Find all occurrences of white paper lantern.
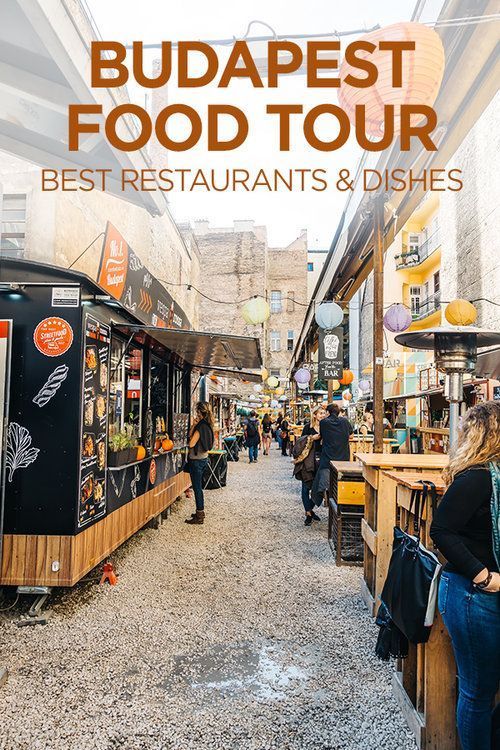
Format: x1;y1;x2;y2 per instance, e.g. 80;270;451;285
241;297;270;325
253;384;262;392
315;301;344;330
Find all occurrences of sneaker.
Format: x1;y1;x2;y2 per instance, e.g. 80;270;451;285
311;512;321;521
304;515;313;526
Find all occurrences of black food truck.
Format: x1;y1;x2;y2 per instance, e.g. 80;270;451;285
0;256;261;587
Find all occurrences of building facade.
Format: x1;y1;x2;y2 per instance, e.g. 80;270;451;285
0;154;201;327
307;249;329;299
191;220;308;381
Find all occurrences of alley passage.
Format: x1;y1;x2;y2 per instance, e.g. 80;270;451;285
0;450;415;750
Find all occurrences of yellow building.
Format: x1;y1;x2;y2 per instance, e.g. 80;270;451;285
394;193;442;330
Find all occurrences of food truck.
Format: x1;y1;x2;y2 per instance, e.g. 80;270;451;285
0;252;261;588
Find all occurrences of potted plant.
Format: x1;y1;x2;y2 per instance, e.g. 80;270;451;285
108;430;135;467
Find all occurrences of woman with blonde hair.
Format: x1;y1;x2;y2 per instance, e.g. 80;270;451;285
430;401;500;750
300;404;327;526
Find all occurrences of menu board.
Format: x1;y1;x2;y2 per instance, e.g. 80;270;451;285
173;413;190;447
78;314;111;528
318;327;344;380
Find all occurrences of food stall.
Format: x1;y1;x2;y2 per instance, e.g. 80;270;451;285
0;258;261;587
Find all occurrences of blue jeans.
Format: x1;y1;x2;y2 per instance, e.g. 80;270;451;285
301;482;314;513
438;571;500;750
188;458;208;511
248;444;259;462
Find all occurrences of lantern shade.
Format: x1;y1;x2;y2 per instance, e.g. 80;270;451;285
358;379;371;394
241;296;270;325
270;399;279;408
267;376;279;388
339;370;354;385
445;299;478;326
294;368;311;384
384;304;412;333
342;389;352;401
260;367;269;381
275;387;285;396
338;22;445;137
315;301;344;330
330;379;340;391
253;384;262;392
297;381;308;390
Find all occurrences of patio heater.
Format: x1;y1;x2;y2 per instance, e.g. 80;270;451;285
394;327;500;448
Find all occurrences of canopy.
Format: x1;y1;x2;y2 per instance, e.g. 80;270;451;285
114;325;262;372
198;365;262;383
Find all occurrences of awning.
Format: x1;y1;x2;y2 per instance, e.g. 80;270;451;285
475;347;500;380
197;365;262;383
114;325;262;371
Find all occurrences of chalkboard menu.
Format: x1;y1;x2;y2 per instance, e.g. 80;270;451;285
78;314;111;528
173;413;190;447
318;327;343;380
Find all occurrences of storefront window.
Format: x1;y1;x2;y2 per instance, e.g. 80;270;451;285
149;355;169;433
108;337;143;438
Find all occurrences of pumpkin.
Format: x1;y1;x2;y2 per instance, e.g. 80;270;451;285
162;438;174;452
136;445;146;461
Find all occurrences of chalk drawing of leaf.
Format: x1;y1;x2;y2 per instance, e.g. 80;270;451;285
6;422;40;482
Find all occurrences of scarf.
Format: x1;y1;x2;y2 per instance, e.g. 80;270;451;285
489;460;500;569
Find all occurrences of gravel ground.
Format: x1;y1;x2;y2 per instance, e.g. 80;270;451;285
0;447;416;750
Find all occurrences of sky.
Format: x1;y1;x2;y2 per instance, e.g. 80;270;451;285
87;0;429;247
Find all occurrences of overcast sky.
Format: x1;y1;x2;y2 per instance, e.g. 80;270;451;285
87;1;430;247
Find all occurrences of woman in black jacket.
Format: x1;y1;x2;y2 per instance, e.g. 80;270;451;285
430;401;500;750
185;402;214;525
300;406;326;526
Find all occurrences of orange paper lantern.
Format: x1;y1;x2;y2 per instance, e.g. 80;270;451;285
445;299;477;326
338;22;445;137
339;369;354;386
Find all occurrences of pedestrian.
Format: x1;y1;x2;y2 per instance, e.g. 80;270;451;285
357;411;374;436
185;401;215;525
300;405;327;526
310;403;353;505
261;413;272;455
245;409;261;463
280;413;290;456
275;412;283;450
430;401;500;750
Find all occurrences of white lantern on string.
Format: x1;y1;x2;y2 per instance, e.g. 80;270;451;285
315;301;344;329
253;384;262;393
241;297;270;325
271;399;279;408
267;376;279;389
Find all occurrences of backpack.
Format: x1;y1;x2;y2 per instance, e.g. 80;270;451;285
246;420;258;439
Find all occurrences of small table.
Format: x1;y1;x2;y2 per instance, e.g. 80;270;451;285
223;436;239;462
203;450;228;490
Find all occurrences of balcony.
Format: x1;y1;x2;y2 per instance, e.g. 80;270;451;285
395;229;440;270
412;292;441;321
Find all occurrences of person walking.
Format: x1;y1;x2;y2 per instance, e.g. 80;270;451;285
280;414;290;456
311;403;353;504
245;410;261;463
430;401;500;750
185;402;215;525
275;413;283;450
261;413;273;455
300;405;327;526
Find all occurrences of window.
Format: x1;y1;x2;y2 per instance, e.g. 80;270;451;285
307;262;314;272
408;234;420;255
149;355;169;432
1;193;26;256
424;281;430;299
433;271;440;294
270;369;280;378
270;290;282;313
410;285;421;316
109;338;143;438
287;330;294;351
270;330;281;352
287;291;295;312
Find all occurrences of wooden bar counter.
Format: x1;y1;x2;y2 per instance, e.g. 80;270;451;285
387;472;457;750
356;454;448;616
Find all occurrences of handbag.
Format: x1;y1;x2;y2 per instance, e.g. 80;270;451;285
380;481;441;644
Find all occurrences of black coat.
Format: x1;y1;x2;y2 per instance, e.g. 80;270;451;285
318;414;353;466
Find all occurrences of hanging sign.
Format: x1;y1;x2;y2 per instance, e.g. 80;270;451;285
318;327;343;380
97;222;190;330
